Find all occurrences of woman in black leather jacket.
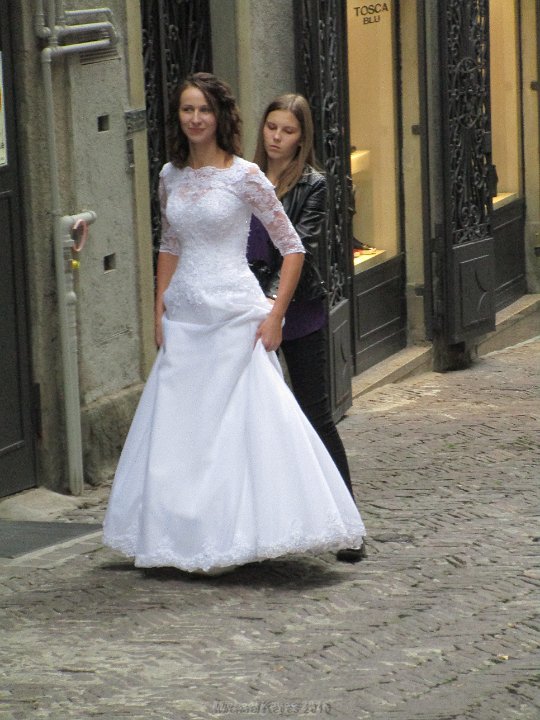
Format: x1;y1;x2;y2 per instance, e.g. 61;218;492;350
247;94;365;563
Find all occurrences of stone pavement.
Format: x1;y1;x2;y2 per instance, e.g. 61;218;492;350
0;338;538;720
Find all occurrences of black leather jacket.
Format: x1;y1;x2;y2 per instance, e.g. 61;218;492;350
251;166;328;303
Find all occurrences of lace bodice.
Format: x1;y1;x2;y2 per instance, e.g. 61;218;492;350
158;157;304;319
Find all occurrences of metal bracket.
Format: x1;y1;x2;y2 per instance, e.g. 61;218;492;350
125;108;147;134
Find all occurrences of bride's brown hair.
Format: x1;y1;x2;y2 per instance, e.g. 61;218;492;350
167;73;242;168
253;93;319;199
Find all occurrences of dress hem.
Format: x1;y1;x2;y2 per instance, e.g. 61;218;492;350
102;529;366;573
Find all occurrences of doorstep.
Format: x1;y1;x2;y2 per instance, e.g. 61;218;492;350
351;344;432;399
472;293;540;357
351;293;540;399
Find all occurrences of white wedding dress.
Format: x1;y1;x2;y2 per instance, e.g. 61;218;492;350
103;156;365;572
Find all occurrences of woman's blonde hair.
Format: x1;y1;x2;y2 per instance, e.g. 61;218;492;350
253;93;318;199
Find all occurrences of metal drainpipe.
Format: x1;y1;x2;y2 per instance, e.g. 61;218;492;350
64;8;115;23
57;22;116;40
35;1;117;45
34;0;51;38
37;0;118;494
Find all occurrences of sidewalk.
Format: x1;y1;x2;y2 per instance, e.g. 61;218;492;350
0;338;538;720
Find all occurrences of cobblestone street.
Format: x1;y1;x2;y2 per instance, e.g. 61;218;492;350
1;338;538;720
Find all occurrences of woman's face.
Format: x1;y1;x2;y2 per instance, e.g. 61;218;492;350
178;86;217;146
263;110;302;164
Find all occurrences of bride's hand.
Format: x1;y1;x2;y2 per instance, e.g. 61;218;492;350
155;314;163;348
255;313;282;352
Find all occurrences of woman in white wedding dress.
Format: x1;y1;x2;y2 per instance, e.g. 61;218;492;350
102;73;365;574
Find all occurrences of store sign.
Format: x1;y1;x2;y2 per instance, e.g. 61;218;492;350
352;3;390;25
0;52;7;167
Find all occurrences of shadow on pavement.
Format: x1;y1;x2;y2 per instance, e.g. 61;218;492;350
99;555;357;591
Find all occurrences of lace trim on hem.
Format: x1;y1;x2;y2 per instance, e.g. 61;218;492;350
102;528;366;573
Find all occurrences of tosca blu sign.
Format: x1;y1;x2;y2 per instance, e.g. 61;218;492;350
352;3;390;25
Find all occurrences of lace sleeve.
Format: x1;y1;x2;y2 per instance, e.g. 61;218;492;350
158;171;180;256
237;164;305;257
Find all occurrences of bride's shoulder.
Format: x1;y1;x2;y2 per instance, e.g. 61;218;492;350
159;162;181;185
230;157;259;176
231;157;270;187
159;161;174;177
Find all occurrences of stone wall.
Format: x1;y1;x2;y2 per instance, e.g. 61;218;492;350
13;1;153;490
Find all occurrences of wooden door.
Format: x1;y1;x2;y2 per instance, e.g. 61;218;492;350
0;1;36;496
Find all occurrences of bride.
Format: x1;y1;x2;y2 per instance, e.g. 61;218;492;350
102;73;366;574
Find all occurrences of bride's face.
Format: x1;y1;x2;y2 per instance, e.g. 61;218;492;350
179;86;217;146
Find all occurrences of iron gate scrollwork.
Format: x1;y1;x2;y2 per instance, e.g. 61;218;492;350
294;0;354;420
141;0;212;259
294;0;353;310
439;0;496;342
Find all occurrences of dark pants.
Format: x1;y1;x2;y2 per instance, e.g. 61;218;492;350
281;328;355;499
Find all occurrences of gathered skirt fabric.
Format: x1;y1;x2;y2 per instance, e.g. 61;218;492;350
103;308;366;572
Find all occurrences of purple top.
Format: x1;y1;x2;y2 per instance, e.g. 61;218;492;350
247;215;326;341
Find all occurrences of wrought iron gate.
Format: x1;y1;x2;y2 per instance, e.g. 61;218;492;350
141;0;212;257
294;0;354;420
436;0;496;345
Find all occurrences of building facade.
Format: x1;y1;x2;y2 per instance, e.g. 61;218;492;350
1;0;538;496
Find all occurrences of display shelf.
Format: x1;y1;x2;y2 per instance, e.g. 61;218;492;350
353;248;386;273
493;192;519;210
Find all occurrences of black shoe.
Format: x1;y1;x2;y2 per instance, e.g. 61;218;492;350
336;542;366;563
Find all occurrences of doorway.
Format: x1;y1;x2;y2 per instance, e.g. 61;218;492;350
0;1;36;496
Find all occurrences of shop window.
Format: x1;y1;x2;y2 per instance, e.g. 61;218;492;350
347;1;400;273
490;0;522;209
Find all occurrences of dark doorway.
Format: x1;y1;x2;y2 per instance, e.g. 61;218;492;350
0;0;36;496
140;0;213;261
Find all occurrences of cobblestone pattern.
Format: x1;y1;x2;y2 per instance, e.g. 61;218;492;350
0;339;538;720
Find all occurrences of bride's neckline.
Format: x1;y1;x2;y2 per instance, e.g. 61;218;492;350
185;155;237;172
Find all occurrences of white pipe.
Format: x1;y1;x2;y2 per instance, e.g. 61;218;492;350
55;0;65;26
34;1;118;47
34;0;51;38
47;0;58;46
38;0;118;494
57;22;116;40
45;39;112;57
64;8;114;23
59;212;97;496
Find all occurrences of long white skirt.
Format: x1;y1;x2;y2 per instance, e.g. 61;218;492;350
103;308;366;572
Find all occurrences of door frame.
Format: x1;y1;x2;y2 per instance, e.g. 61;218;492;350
491;0;527;311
